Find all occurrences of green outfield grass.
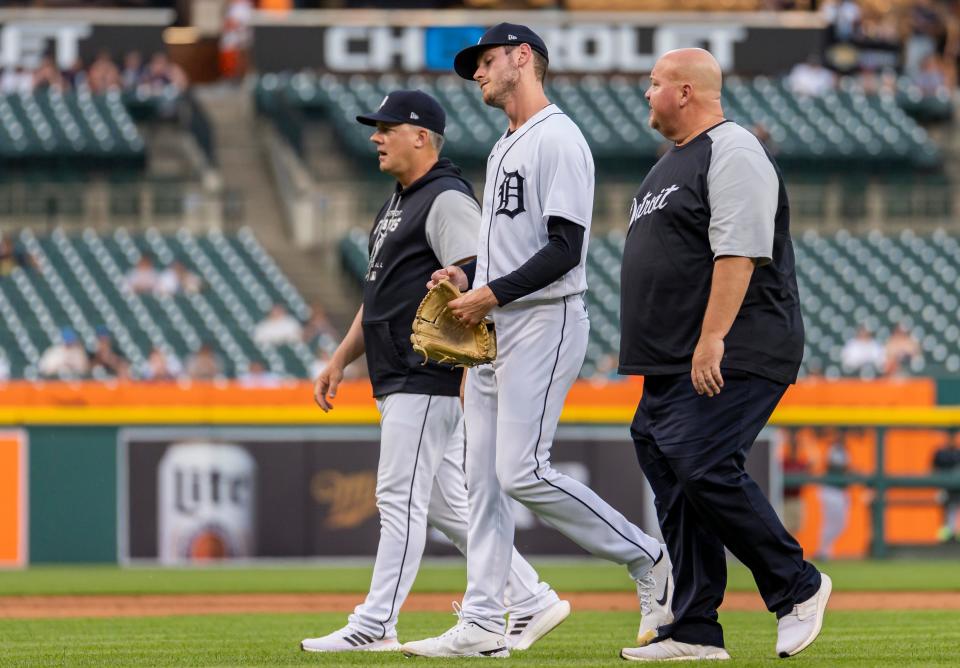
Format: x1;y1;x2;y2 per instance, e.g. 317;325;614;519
0;610;957;667
0;559;958;596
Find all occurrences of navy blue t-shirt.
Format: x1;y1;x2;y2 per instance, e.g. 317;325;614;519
618;121;804;385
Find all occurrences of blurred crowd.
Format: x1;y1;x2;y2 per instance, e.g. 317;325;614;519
0;50;188;97
0;238;355;384
786;0;959;96
838;323;922;377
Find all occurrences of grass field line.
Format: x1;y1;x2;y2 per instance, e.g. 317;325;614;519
1;590;958;619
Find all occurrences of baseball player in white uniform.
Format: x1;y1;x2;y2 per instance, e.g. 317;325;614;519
302;90;564;653
400;24;672;659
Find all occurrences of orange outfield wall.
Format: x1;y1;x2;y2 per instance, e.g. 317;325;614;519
0;432;25;567
0;377;937;411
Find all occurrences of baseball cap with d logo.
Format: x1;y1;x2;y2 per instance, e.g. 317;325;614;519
453;23;549;80
356;89;446;136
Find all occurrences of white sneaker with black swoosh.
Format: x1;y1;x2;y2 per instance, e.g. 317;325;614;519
636;544;674;646
300;625;400;652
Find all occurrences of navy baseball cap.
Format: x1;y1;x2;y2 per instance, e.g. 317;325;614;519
356;90;446;136
453;23;549;80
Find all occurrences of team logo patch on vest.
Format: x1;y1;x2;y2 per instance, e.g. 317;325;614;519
496;169;526;218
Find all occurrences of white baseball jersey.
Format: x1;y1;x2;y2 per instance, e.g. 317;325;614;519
474;104;593;302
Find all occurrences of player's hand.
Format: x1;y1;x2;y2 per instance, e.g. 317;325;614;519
691;336;724;397
313;362;345;412
427;265;468;291
449;286;498;327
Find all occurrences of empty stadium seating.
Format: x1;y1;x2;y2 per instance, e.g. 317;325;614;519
0;89;145;168
341;229;960;380
0;228;315;380
256;72;941;170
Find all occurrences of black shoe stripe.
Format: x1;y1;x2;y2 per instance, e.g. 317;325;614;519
342;636;358;647
515;615;533;622
512;623;528;630
355;631;374;644
509;629;524;635
349;633;371;646
480;647;508;656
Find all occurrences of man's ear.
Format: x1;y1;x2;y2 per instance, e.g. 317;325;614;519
518;43;533;68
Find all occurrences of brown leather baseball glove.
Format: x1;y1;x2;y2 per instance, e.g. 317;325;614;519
410;279;497;367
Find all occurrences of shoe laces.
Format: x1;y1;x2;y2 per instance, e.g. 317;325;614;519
637;571;655;616
435;601;468;640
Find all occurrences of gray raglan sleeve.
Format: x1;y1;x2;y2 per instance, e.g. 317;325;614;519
425;190;481;266
707;145;778;266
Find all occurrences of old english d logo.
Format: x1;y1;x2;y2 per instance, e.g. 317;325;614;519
496;168;525;218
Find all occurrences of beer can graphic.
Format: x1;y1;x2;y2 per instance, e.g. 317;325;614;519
157;442;256;564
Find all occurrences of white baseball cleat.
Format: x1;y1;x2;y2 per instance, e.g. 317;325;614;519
636;545;674;646
401;603;508;659
776;573;832;658
506;599;571;650
621;639;731;661
300;625;400;653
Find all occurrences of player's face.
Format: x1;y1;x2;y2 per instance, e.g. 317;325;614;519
645;67;681;140
370;121;418;177
474;46;520;109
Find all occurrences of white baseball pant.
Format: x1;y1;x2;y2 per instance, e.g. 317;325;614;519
348;392;558;639
461;295;662;631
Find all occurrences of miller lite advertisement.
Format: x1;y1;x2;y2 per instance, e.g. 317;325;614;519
156;443;256;564
119;427;768;563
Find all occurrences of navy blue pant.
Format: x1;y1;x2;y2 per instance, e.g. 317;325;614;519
631;371;820;649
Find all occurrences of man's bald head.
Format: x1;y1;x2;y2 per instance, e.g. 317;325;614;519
653;48;722;100
645;48;725;144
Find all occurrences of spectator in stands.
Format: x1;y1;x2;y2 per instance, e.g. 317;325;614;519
932;435;960;542
302;301;338;348
89;326;129;379
238;360;283;387
87;49;121;93
121;51;144;91
913;54;948;95
0;233;32;276
32;55;67;92
822;0;863;43
155;260;203;297
902;0;950;78
0;65;32;95
884;322;922;375
38;327;89;379
125;255;159;294
841;325;885;375
254;303;302;346
143;345;183;381
788;55;836;97
63;57;87;90
142;52;189;94
186;342;223;380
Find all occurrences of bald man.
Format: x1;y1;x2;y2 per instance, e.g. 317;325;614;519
617;49;830;661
